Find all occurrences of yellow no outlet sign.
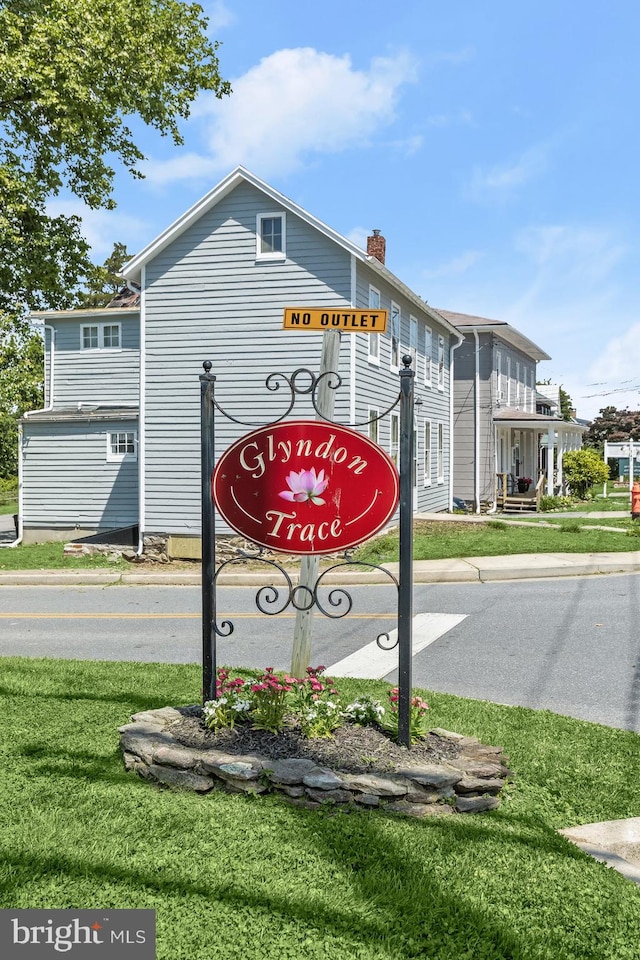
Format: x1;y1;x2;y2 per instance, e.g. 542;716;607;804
283;307;388;333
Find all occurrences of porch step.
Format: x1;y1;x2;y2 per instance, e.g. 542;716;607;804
501;496;537;513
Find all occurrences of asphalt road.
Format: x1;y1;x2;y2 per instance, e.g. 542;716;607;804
2;575;640;732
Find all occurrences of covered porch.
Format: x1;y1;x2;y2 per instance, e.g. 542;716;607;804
494;412;586;511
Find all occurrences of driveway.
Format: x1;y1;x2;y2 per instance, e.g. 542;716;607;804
0;513;17;544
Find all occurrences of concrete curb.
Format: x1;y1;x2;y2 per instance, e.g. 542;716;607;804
3;552;640;586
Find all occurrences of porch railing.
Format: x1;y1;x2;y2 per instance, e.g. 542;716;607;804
496;472;546;511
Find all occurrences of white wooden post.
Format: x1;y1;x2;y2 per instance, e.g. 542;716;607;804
557;429;564;493
547;428;554;495
290;330;341;676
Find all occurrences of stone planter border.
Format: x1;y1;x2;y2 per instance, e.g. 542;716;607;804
119;707;512;818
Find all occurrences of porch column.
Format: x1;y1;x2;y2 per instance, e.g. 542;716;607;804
556;429;565;493
547;426;554;495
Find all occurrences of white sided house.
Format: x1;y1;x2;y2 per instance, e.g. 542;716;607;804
21;167;461;550
440;310;586;511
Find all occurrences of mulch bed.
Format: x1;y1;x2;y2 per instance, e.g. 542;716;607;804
170;709;461;775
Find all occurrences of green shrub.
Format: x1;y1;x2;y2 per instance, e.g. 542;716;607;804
563;449;610;499
0;476;17;495
539;495;574;511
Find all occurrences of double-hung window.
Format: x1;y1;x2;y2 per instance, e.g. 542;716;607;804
390;301;400;369
256;212;286;258
423;420;432;486
409;315;418;373
368;285;381;363
424;326;433;386
107;430;137;462
390;412;400;467
438;336;445;389
437;423;444;483
81;322;121;350
368;408;380;445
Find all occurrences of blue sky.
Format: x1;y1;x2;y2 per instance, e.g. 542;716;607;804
51;0;640;420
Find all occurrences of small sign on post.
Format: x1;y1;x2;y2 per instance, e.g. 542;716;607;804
283;307;388;333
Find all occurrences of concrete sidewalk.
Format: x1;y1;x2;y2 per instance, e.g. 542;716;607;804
2;550;640;586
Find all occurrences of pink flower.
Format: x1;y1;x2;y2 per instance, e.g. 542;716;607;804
279;468;328;506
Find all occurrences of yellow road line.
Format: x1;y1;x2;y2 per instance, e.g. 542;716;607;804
0;612;396;620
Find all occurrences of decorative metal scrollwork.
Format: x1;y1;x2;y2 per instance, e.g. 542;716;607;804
209;365;401;430
212;548;399;640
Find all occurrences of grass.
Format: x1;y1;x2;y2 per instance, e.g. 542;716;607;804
518;516;636;529
1;656;639;959
0;541;129;570
355;519;640;565
4;515;640;572
0;498;17;516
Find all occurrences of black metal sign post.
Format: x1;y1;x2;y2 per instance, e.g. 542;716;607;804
397;356;415;748
200;361;217;703
199;356;416;747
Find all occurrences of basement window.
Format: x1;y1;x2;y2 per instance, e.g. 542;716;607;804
107;430;137;462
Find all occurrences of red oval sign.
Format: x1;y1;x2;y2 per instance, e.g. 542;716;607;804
212;419;399;555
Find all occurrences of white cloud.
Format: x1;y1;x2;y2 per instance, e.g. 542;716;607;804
203;0;235;33
423;250;483;280
498;223;631;420
345;226;369;251
425;47;475;66
388;134;424;155
584;326;640;409
467;145;548;200
507;224;627;326
145;47;418;183
46;199;148;259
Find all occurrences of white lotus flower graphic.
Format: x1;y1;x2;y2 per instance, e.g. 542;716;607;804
279;467;329;506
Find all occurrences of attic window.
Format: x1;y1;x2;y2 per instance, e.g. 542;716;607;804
256;212;286;259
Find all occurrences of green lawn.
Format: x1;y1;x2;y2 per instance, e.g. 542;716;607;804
4;518;640;572
0;497;17;516
1;657;639;959
355;519;640;566
0;541;129;570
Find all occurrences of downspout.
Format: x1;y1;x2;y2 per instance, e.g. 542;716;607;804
136;267;146;555
24;324;55;415
349;254;357;422
473;328;481;514
485;418;499;513
448;331;464;511
3;325;56;548
485;326;498;514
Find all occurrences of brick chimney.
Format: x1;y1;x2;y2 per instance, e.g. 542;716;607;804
367;229;386;265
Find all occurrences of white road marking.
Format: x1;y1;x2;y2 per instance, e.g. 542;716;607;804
326;612;467;679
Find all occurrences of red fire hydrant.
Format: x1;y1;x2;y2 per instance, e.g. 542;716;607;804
632;482;640;519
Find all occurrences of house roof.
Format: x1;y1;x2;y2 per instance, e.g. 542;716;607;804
121;166;461;339
494;409;562;423
436;308;551;362
23;405;138;423
30;306;139;321
493;408;588;431
107;283;140;308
